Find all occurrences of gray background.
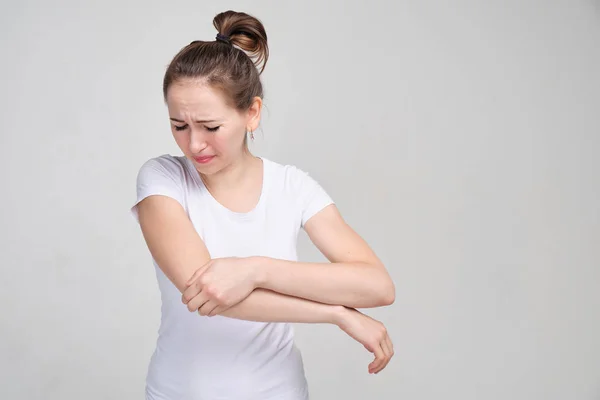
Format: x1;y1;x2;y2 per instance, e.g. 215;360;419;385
1;0;599;399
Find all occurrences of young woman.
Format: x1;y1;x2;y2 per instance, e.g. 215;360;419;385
131;10;396;400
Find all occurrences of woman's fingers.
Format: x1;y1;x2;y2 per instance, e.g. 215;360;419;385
375;336;393;374
198;300;217;316
182;264;213;305
385;335;394;355
371;343;387;374
185;261;212;286
368;341;386;374
186;290;209;313
369;332;394;374
181;283;200;305
208;304;231;317
206;303;222;317
181;276;206;304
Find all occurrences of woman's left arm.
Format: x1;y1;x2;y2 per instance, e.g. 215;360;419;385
252;204;395;308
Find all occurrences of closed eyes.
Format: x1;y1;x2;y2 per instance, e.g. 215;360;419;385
174;125;220;132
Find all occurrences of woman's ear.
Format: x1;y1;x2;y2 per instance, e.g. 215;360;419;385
246;96;263;132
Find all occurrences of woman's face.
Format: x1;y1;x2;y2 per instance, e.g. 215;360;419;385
166;79;261;175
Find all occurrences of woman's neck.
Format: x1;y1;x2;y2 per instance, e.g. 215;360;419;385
200;151;262;193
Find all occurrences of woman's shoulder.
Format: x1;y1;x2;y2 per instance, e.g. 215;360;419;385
263;156;314;176
263;157;308;183
263;157;326;194
134;153;193;190
137;153;189;176
140;153;187;168
263;157;333;224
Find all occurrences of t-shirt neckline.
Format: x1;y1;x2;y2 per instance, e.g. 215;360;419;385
183;155;269;221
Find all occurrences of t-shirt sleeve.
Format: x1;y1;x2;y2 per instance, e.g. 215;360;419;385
290;166;335;228
130;155;186;223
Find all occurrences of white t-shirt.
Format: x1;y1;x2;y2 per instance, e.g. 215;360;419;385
130;154;334;400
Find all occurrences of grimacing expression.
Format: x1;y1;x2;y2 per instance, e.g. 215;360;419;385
166;80;260;174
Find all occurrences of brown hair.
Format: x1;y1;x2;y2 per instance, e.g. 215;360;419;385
162;10;269;111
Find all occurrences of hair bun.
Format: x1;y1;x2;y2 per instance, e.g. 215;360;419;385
213;10;269;74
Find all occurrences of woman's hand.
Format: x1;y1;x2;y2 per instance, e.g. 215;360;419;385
334;307;395;374
181;257;259;317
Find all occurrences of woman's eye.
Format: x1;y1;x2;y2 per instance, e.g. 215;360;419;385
173;125;219;132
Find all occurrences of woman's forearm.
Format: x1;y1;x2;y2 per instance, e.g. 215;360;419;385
251;257;395;309
218;287;344;325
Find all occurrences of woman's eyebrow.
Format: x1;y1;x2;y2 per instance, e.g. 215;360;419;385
169;117;218;123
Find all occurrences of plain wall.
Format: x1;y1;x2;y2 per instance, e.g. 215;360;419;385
1;0;599;399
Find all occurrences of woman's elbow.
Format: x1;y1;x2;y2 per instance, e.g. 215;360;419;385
380;282;396;306
373;274;395;306
363;263;396;307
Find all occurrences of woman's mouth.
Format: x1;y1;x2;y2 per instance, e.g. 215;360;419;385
193;155;215;164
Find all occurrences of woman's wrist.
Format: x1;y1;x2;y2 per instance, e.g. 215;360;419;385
330;305;350;327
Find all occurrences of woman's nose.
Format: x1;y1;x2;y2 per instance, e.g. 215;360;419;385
189;129;209;154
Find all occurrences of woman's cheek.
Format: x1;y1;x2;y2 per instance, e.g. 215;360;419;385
214;131;237;153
